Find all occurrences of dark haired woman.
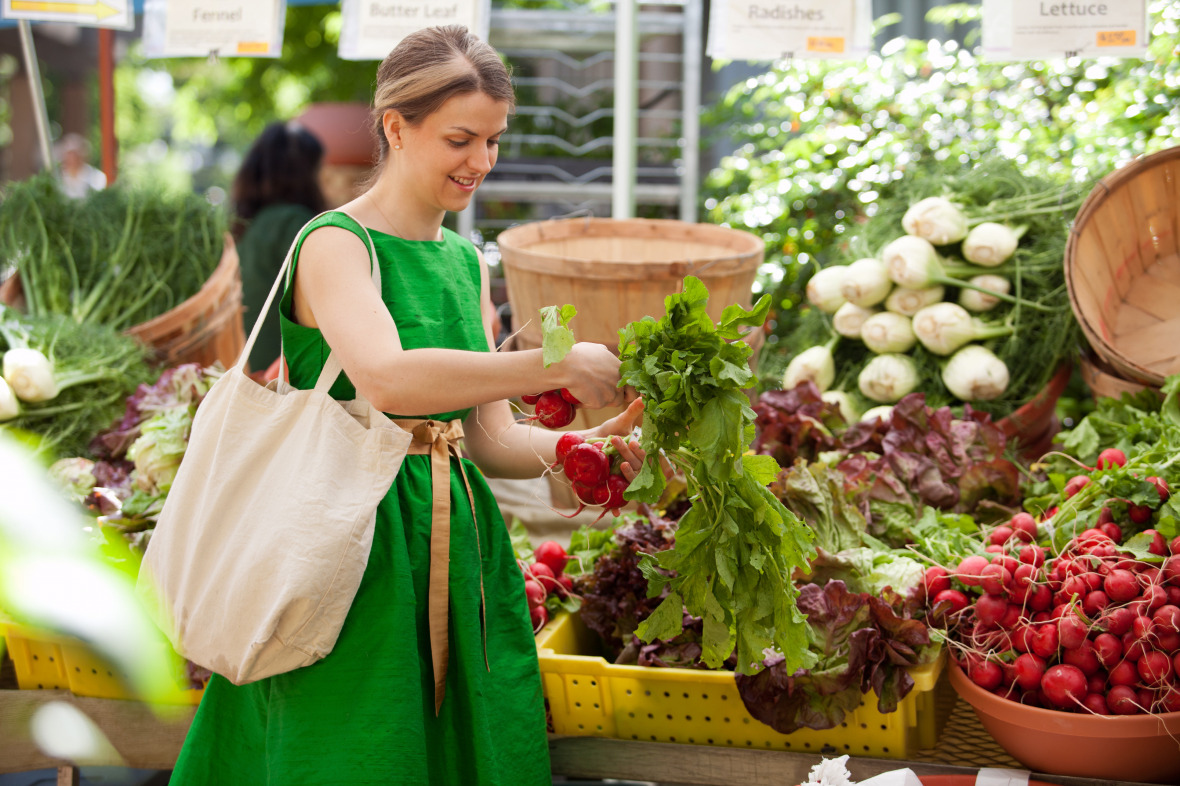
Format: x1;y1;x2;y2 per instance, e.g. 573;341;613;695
231;121;326;371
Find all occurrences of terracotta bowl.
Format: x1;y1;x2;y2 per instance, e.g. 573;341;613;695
948;662;1180;783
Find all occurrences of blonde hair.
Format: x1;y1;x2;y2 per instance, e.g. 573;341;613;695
371;25;514;165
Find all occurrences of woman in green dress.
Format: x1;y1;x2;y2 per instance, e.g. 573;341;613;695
169;24;645;785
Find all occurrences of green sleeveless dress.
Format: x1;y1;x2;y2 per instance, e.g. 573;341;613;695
169;213;552;785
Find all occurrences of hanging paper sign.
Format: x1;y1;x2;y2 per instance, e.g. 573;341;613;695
1;0;134;30
982;0;1148;60
338;0;489;62
707;0;871;61
142;0;285;58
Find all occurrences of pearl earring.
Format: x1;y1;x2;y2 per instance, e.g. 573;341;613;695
393;144;401;150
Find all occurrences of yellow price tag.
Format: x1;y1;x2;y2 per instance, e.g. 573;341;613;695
1096;30;1136;47
807;36;845;54
236;41;270;54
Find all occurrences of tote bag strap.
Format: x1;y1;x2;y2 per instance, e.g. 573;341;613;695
237;210;382;399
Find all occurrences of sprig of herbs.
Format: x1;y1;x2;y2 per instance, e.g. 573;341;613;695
617;276;817;674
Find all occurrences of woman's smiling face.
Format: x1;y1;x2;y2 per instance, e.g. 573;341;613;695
393;91;510;214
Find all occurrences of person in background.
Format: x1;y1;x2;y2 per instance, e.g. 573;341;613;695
231;121;327;372
55;133;106;199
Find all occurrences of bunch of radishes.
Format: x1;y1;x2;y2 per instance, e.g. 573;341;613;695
554;432;630;515
522;389;580;429
520;539;573;633
927;504;1180;716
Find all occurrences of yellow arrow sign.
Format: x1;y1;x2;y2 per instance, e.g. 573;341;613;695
9;1;120;21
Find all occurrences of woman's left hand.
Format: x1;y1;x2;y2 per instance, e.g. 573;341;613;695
586;396;672;485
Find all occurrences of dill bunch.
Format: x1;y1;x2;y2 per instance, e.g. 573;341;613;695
776;154;1094;420
0;174;226;330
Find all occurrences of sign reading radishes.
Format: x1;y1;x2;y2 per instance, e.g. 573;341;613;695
982;0;1148;60
142;0;285;58
708;0;871;61
338;0;488;61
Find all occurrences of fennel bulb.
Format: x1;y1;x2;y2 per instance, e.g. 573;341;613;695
962;222;1021;267
885;285;945;317
0;378;19;421
902;197;969;245
959;275;1010;312
3;347;59;402
882;236;1044;311
912;302;1013;356
806;266;851;314
943;344;1010;401
858;354;919;403
832;302;877;338
860;405;894;423
860;312;916;354
783;343;836;392
840;258;892;308
821;390;858;423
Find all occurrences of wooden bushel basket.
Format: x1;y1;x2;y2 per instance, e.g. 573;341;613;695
498;217;764;352
1065;145;1180;387
0;234;245;370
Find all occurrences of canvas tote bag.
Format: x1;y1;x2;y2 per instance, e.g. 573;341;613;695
137;211;412;684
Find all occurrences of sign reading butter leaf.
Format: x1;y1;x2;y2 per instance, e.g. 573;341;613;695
708;0;871;62
982;0;1148;60
142;0;285;58
338;0;488;62
1;0;134;30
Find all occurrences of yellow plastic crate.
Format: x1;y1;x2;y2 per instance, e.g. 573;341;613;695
2;623;204;704
536;612;948;759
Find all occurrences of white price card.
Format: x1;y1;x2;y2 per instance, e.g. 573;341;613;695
708;0;871;62
338;0;489;62
982;0;1148;60
1;0;134;30
142;0;286;58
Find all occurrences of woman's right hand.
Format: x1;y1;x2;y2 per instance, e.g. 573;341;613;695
556;342;626;409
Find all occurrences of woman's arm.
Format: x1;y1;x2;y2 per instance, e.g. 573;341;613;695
292;225;625;416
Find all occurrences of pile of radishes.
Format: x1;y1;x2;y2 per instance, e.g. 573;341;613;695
522;389;581;429
554;433;630;516
927;500;1180;716
520;539;573;633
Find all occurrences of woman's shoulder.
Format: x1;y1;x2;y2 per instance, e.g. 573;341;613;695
440;226;481;262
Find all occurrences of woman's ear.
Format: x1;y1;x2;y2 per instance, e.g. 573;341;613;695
381;110;403;150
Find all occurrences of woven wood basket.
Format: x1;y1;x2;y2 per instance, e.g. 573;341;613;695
0;234;244;370
1078;345;1158;402
1065;145;1180;387
498;217;764;351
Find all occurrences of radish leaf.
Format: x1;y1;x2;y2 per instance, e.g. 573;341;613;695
539;304;577;367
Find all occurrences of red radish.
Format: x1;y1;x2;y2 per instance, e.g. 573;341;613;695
1131;614;1155;641
1123;632;1149;661
523;579;546;608
980;563;1012;596
1018;545;1045;568
529;561;560;593
521;392;542;405
1164;555;1180;585
1041;664;1087;708
603;473;629;511
1030;624;1059;659
1082;590;1110;617
573;481;610;507
1107;684;1141;715
530;604;549;631
1027;584;1053;612
1081;693;1110;715
1109;659;1139;686
555;432;585;465
933;589;969;615
1160;687;1180;713
1153;604;1180;632
1103;606;1136;636
559;388;580;406
1059;613;1089;650
1012;653;1046;691
1138;651;1173;685
1143;584;1168;612
1173;651;1180;678
985;545;1003;554
1099;521;1123;543
1147;476;1170;502
1062;639;1101;676
924;566;951;597
989;526;1014;546
535;390;576;428
956;555;991;587
1172;536;1180;556
563;443;610;488
534;540;570;576
1087;672;1108;694
1096;447;1127;469
1010;512;1039;540
1129;504;1153;525
1093;632;1123;667
1141;529;1168;557
556;574;574;594
1063;474;1090;498
1104;569;1141;603
971;661;1003;691
975;594;1009;626
1156;630;1180;652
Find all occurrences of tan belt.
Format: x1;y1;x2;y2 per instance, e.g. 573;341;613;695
392;418;487;715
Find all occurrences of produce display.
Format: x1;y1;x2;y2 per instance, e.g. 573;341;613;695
777;156;1088;420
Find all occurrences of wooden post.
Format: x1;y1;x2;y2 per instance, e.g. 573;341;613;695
98;28;117;185
56;765;79;786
